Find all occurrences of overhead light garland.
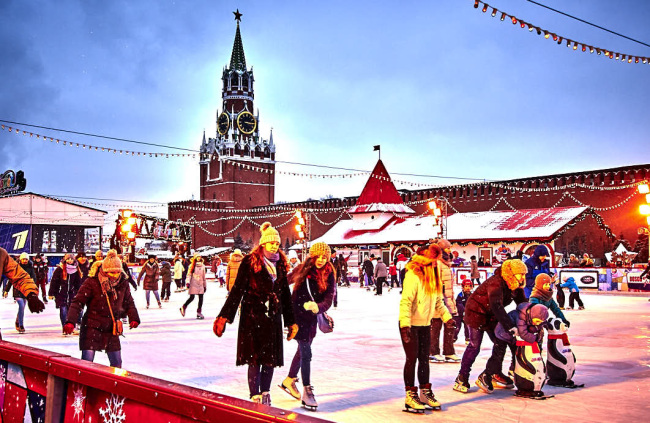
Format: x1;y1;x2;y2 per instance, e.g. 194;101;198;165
472;0;650;66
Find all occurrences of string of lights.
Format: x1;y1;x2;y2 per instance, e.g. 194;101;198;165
472;1;650;65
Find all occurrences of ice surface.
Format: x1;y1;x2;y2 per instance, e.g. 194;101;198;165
2;285;649;422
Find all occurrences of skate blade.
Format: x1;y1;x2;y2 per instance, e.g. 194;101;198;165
423;404;442;411
403;407;425;414
453;384;469;393
475;381;493;394
278;385;300;400
302;403;318;411
493;383;514;389
514;393;555;400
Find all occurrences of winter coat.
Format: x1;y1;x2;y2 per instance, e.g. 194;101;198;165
463;267;527;331
470;260;480;279
66;274;139;352
218;249;295;367
525;246;551;290
187;262;207;294
226;253;244;291
0;248;38;299
529;295;567;324
399;254;452;328
4;261;36;299
455;291;471;318
435;260;457;315
160;261;172;283
373;261;388;279
567;257;580;267
495;302;549;344
48;265;83;309
33;260;49;282
173;260;183;280
560;277;580;293
137;262;160;290
362;258;374;277
292;263;336;342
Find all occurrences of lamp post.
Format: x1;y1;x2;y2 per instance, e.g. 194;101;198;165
638;183;650;261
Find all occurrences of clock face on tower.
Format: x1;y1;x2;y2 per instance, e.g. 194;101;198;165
237;111;257;135
217;112;230;135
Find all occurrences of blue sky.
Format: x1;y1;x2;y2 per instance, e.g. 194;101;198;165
1;0;649;226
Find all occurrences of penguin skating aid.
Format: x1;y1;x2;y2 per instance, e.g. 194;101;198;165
512;336;551;399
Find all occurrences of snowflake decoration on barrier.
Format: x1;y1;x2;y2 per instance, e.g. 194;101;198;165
71;385;86;421
99;394;126;423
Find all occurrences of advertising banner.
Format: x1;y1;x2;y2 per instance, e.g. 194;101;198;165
558;270;599;289
0;223;32;254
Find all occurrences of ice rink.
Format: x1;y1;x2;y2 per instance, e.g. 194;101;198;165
2;283;649;422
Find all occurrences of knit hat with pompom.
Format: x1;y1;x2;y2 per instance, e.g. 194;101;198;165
309;242;331;260
101;249;123;273
259;222;281;245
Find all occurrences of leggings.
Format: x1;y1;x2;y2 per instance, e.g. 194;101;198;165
248;364;274;397
183;294;204;311
82;349;122;368
288;337;314;385
400;325;430;387
569;292;584;308
161;282;172;300
145;290;160;305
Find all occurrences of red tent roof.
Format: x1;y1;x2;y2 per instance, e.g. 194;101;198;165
348;160;414;214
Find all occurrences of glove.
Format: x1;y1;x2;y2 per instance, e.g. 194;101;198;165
445;318;457;330
129;321;139;329
303;301;319;314
400;326;411;343
63;323;75;335
49;296;55;300
27;293;45;313
287;324;298;341
213;316;227;337
563;320;570;328
508;327;519;337
2;291;7;298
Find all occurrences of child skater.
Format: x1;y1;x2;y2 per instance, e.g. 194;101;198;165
529;273;570;327
560;276;584;310
454;279;473;344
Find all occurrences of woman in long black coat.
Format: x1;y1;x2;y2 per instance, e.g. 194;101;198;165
214;222;298;406
48;253;83;332
64;250;140;368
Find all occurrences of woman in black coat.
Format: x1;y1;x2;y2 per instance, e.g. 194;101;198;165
48;253;83;332
64;250;139;368
213;222;298;406
280;242;336;410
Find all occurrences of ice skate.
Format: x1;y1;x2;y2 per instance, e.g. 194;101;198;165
429;354;445;363
475;371;494;394
578;306;585;310
15;319;20;332
18;326;26;334
180;306;186;317
196;310;205;319
453;374;470;393
444;354;461;363
301;385;318;411
514;390;554;400
403;386;425;413
279;377;301;399
492;372;514;389
419;383;441;410
250;394;262;404
146;304;150;309
261;391;271;406
158;301;162;309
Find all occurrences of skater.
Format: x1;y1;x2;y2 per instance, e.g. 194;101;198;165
160;260;172;301
48;253;83;334
33;253;49;303
173;256;184;292
64;250;140;368
373;257;387;296
454;279;473;344
213;222;298;405
399;244;453;412
429;239;459;363
454;259;527;394
0;248;45;340
494;302;549;387
560;276;584;310
280;242;336;411
137;254;161;309
3;253;36;333
120;253;138;291
524;245;551;298
226;249;244;292
567;254;580;267
529;274;569;326
362;255;374;288
180;254;206;319
469;255;480;285
288;250;301;270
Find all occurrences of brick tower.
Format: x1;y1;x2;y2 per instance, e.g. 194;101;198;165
199;10;275;209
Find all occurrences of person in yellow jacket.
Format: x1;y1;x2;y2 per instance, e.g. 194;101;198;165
399;243;454;413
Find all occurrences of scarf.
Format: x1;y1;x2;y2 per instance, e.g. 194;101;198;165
262;250;279;282
97;268;121;298
531;286;553;302
66;264;78;274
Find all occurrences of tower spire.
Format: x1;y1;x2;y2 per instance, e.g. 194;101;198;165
230;10;247;72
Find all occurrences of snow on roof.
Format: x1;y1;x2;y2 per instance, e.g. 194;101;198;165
348;159;414;214
311;206;589;246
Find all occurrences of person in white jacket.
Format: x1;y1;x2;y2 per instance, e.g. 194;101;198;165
173;257;184;292
399;243;454;413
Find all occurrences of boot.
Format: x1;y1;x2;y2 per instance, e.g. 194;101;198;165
301;385;318;411
419;383;441;409
453;373;470;393
180;306;186;317
493;372;514;389
18;326;26;334
158;301;162;309
250;394;262;404
404;386;425;413
444;354;461;363
197;309;205;319
261;391;271;406
279;376;301;399
15;319;20;332
475;371;494;394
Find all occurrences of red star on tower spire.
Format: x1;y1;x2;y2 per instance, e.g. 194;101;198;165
233;9;242;22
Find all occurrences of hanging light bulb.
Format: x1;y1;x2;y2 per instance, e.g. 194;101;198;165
474;0;479;8
642;58;647;64
552;33;558;41
482;4;488;13
544;30;550;39
500;12;506;21
615;53;620;60
536;27;541;35
581;44;586;52
528;23;534;31
635;57;639;63
511;16;517;24
491;8;497;17
628;56;633;63
520;21;526;29
589;46;594;54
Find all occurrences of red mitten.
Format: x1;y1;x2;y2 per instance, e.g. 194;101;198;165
63;323;75;335
129;321;139;329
